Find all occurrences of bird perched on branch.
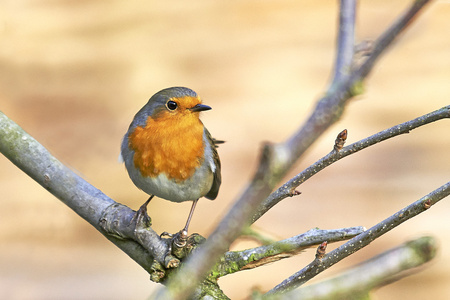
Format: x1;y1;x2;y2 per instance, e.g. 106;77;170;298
121;87;222;241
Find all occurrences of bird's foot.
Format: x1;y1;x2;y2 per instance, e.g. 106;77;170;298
131;198;152;228
161;229;188;248
160;230;205;259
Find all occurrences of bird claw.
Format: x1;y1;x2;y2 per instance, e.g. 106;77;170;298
131;196;154;229
173;229;189;248
159;229;190;259
160;231;174;238
161;229;188;247
132;202;152;229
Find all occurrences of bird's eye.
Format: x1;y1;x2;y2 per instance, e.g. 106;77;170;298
166;100;178;111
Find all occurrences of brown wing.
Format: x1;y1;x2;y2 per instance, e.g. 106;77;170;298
205;129;222;200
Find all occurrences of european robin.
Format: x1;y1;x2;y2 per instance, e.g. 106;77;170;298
121;87;222;237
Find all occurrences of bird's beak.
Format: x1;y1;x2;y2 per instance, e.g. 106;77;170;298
190;103;212;112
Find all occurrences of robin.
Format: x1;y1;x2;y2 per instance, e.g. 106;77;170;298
121;87;221;239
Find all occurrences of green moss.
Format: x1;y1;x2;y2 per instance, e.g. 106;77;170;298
349;80;365;97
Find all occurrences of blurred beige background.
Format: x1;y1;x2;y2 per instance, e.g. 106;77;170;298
1;1;449;299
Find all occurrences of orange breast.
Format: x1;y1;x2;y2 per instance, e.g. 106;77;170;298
128;111;205;181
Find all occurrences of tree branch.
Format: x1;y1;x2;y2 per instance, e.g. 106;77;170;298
331;0;356;85
0;111;155;274
154;1;433;298
216;227;365;278
278;236;437;300
265;182;450;296
252;105;450;223
354;0;432;81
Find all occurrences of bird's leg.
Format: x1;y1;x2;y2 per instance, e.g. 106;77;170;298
183;198;199;234
175;198;199;247
132;195;154;228
161;199;199;249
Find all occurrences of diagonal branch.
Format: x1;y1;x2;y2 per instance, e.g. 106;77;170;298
279;236;437;300
265;182;450;296
354;0;432;81
252;105;450;223
0;111;156;274
215;227;365;278
154;1;433;298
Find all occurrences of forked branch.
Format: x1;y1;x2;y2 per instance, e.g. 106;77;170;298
151;1;434;298
253;105;450;223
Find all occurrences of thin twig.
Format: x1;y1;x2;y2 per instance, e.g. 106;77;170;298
216;227;365;277
354;0;432;81
278;236;437;300
252;105;450;223
265;182;450;296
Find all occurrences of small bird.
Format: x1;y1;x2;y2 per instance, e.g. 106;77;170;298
121;87;221;238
